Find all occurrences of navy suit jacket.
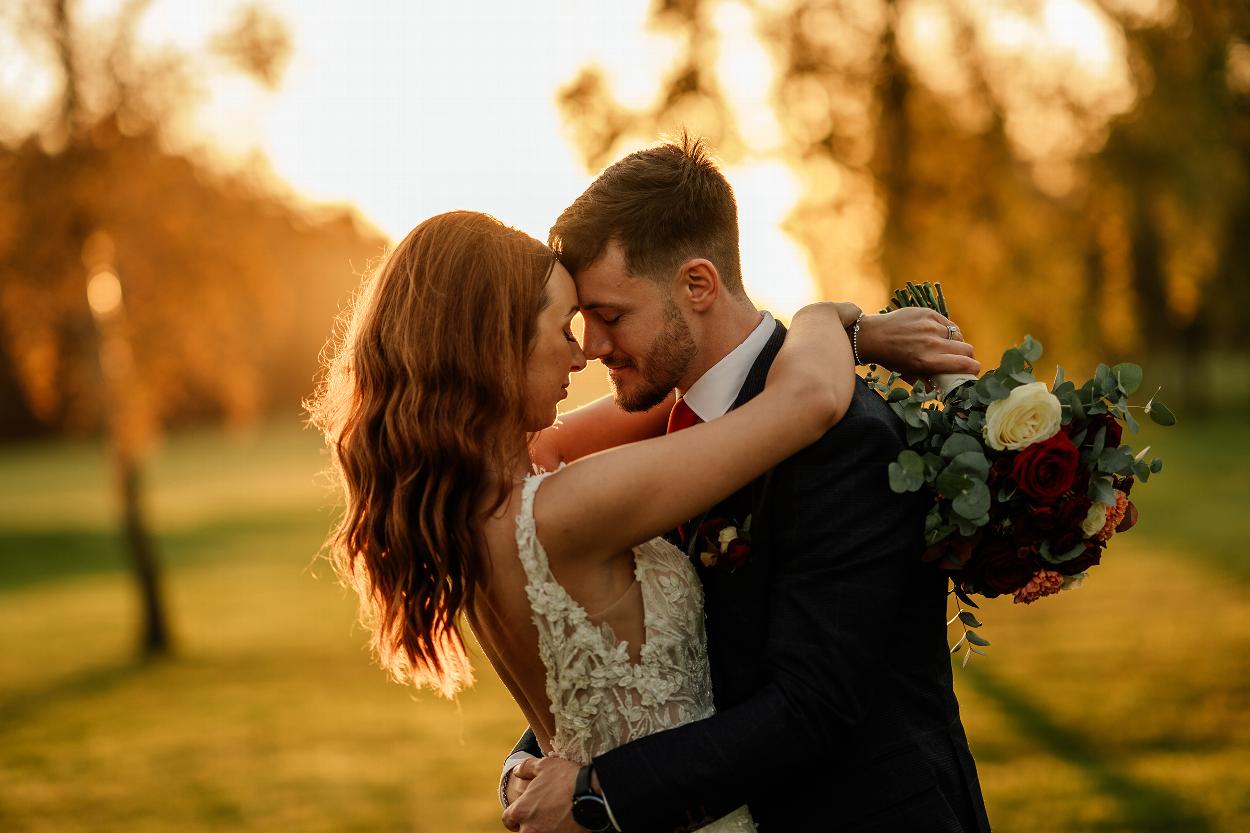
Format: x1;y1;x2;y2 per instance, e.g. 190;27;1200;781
511;322;990;832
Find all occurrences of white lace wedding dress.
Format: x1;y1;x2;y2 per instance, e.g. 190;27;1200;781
516;472;756;833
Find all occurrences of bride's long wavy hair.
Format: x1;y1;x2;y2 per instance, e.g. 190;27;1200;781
308;211;556;696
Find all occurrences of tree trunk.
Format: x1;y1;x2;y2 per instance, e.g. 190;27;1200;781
875;0;912;287
115;449;171;656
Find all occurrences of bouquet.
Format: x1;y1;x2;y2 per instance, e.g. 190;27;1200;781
872;282;1176;663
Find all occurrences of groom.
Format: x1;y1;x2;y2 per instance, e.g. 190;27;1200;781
501;138;992;833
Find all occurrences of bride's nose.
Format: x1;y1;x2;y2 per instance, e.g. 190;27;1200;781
570;340;587;373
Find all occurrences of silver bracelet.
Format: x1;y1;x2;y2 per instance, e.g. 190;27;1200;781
851;312;866;366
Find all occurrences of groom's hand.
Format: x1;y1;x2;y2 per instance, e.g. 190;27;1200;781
855;307;980;378
501;756;583;833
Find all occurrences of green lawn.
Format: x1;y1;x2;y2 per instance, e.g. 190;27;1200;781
1;417;1247;832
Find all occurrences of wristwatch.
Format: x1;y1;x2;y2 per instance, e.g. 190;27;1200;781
571;764;613;832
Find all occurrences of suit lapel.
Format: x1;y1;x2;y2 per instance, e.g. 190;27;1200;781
684;320;787;562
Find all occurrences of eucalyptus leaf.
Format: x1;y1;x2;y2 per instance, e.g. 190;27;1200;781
949;450;991;478
1123;408;1140;434
1095;364;1118;397
1151;458;1164;473
940;433;984;458
888;386;909;403
966;631;991;647
957;610;983;628
1064;391;1086;420
952;480;991;519
1089;476;1116;505
1019;335;1043;363
984;376;1010;401
953;585;980;609
1000;348;1026;376
936;468;973;497
1147;398;1177;426
902;404;928;428
1089;425;1108;460
889;450;926;493
1097;446;1135;475
1053;365;1066;390
1112;363;1143;395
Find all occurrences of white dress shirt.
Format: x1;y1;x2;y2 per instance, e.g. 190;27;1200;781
679;311;774;421
499;311;776;821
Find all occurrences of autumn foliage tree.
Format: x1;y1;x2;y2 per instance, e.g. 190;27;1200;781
0;0;384;656
557;0;1250;408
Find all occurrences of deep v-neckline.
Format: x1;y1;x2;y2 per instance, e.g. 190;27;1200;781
576;549;654;670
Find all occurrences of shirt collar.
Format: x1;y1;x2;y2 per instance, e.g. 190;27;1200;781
680;312;774;422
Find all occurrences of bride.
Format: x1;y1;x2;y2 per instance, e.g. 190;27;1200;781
309;210;862;832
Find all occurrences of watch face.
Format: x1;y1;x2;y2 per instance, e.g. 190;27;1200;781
572;794;610;831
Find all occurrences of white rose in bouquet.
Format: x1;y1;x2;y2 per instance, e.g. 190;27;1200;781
983;382;1063;451
1081;503;1110;538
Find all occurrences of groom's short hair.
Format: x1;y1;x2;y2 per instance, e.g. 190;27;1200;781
549;135;744;294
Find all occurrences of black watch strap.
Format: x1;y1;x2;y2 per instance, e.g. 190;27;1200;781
572;764;613;832
575;763;595;797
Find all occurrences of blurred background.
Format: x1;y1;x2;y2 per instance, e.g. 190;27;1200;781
1;0;1247;831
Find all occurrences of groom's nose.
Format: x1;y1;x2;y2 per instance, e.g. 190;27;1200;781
580;317;613;362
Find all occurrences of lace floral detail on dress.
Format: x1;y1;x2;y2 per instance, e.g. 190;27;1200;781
514;473;756;833
515;471;715;762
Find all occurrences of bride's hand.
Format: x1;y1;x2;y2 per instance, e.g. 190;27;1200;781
853;307;980;379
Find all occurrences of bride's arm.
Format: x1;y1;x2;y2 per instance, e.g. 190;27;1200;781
529;392;673;472
534;302;855;566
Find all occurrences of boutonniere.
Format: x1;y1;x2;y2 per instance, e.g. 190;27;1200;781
697;515;753;572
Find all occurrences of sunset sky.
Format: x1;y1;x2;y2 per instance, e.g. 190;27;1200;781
1;0;1134;318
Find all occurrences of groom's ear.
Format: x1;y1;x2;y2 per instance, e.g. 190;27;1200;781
677;258;720;312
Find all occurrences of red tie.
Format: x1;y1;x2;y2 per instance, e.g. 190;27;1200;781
667;398;702;434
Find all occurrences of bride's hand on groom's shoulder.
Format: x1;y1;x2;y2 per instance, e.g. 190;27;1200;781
856;307;981;380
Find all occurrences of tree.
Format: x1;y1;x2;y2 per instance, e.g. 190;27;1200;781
556;0;1250;400
0;0;384;656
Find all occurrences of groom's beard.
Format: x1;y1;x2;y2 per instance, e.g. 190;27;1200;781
607;299;697;413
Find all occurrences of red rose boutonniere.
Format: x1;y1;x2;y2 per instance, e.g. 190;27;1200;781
697;515;752;572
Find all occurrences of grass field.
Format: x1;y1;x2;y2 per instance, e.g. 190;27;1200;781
1;416;1247;832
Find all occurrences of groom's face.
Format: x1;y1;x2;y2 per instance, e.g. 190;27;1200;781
574;243;697;412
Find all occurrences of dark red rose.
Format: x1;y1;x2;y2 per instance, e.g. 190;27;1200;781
963;537;1039;597
924;534;977;571
723;539;751;570
1094;413;1124;449
1118;476;1135;497
1057;543;1103;575
1011;433;1080;502
1051;494;1093;553
988;454;1016;488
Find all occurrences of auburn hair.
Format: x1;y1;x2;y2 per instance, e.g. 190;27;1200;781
308;211;555;696
548;134;743;293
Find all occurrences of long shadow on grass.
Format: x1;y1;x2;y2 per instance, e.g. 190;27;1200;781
0;658;147;732
0;511;322;593
965;666;1215;833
